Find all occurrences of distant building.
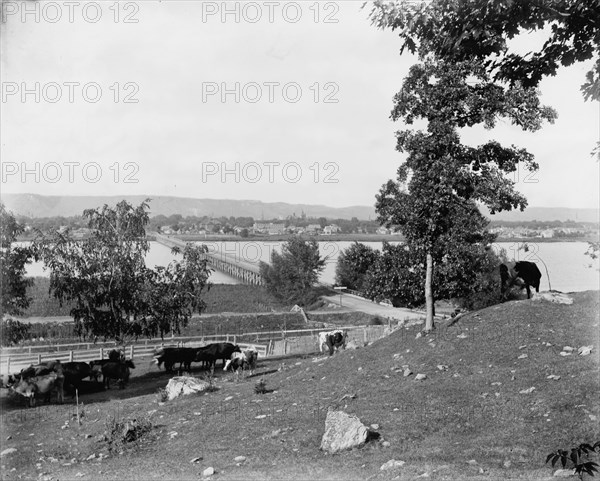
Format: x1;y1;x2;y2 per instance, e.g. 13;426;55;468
323;224;341;235
306;224;322;233
253;222;285;235
376;226;390;235
540;229;555;238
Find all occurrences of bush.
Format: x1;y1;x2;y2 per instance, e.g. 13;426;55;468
259;237;326;306
335;242;380;292
105;414;153;450
369;316;384;326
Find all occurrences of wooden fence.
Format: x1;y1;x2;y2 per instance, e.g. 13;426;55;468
0;325;389;375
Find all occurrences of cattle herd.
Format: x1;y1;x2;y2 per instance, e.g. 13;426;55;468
1;342;266;407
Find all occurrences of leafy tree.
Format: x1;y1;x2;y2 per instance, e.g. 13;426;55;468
0;317;30;346
335;242;380;292
34;200;211;341
259;236;325;306
364;242;424;307
375;60;556;331
0;203;33;318
239;228;249;238
367;0;600;101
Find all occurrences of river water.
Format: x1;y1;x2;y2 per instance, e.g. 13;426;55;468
23;240;599;292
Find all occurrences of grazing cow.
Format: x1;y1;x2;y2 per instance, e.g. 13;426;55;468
102;360;134;389
224;347;258;376
11;372;64;407
195;343;241;370
7;360;63;388
318;330;348;356
153;347;199;373
500;261;542;299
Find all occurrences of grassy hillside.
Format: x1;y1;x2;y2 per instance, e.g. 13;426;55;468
2;292;598;480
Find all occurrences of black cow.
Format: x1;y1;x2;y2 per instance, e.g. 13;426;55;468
319;330;348;356
500;261;542;299
153;347;198;373
102;360;134;389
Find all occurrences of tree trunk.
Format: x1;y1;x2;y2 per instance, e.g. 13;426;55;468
424;251;434;332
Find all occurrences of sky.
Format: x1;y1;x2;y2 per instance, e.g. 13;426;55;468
1;0;598;210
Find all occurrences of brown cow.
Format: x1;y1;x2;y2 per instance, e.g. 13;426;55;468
102;360;134;389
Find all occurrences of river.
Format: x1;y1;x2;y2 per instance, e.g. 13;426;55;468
22;240;599;292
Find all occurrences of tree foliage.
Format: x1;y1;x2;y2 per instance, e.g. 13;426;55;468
1;203;33;318
0;317;31;346
335;242;380;292
367;0;600;101
375;59;556;330
33;200;211;341
259;236;325;306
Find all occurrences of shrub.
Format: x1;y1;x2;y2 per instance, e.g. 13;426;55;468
546;442;600;479
369;316;384;326
254;378;268;394
105;414;153;450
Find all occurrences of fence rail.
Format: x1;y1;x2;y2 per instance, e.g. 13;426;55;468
0;325;388;375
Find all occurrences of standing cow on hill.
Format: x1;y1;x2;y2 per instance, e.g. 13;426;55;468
500;261;542;299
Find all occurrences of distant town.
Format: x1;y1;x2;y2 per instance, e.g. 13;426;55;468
15;212;600;242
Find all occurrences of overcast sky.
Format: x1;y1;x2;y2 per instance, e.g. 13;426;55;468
1;1;598;210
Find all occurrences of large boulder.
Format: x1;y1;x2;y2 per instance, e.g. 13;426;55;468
165;377;211;401
320;410;369;453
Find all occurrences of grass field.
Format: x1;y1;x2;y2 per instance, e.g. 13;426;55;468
21;280;293;319
1;291;598;480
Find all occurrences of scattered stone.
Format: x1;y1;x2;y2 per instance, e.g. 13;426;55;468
415;332;422;339
164;377;211;401
518;354;528;359
5;436;11;441
380;459;405;471
547;374;561;381
86;454;96;461
418;473;430;478
345;340;359;350
589;415;598;422
429;342;437;348
553;468;577;477
191;457;202;463
202;467;215;476
503;460;512;468
491;382;502;386
370;424;380;430
234;456;246;463
457;333;468;339
519;345;528;349
519;387;536;394
559;352;572;357
578;346;593;356
467;459;478;465
85;434;92;439
255;414;267;419
0;448;17;457
168;431;178;438
563;346;574;352
224;396;233;401
436;365;448;371
382;441;391;448
415;373;427;381
75;474;84;478
320;410;369;454
403;369;413;377
357;367;363;371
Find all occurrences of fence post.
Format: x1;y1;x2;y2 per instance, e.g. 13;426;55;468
363;329;367;344
7;357;10;374
37;354;42;364
130;345;134;359
100;348;104;360
233;335;237;344
69;351;74;362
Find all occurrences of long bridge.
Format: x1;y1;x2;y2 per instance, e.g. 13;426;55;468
154;233;263;285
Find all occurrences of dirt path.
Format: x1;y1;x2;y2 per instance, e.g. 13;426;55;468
322;293;425;321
